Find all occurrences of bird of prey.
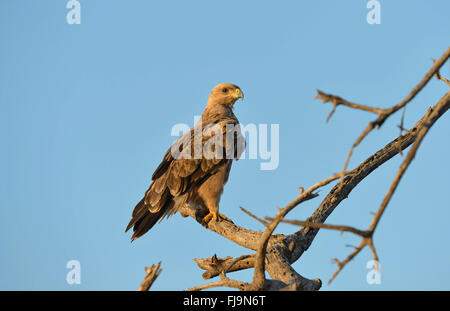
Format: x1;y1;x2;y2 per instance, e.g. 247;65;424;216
126;83;245;241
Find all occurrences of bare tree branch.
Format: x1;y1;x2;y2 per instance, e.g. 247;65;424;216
240;207;270;227
193;254;255;280
292;90;450;284
140;48;450;291
317;47;450;174
315;90;386;118
188;274;252;291
137;262;162;291
368;93;450;234
265;218;370;238
433;58;450;86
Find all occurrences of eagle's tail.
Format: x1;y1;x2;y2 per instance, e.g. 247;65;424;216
125;198;164;242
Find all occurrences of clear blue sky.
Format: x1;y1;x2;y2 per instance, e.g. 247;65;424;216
1;1;449;291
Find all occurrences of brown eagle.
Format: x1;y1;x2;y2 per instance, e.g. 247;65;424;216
126;83;245;241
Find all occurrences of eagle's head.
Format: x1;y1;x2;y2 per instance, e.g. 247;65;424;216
208;83;244;107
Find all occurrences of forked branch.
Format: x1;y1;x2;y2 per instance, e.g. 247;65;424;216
141;47;450;291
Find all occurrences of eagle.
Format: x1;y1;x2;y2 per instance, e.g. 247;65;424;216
126;83;245;241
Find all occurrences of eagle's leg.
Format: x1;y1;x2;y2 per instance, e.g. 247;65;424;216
197;165;234;226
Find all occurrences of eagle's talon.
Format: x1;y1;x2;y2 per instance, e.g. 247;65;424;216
202;212;214;226
202;211;233;227
217;212;233;223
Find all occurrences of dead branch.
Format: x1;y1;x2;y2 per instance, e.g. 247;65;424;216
142;48;450;291
137;262;162;291
329;90;450;283
289;90;450;284
240;207;270;227
265;218;370;238
316;47;450;173
369;95;450;233
188;274;252;291
193;254;255;280
433;58;450;86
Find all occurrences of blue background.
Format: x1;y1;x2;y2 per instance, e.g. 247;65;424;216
1;0;449;290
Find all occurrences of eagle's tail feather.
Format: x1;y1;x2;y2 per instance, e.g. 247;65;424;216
126;199;164;241
125;199;145;232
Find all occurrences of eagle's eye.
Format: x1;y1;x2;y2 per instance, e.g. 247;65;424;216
222;87;228;93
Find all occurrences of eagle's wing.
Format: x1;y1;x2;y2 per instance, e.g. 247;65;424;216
125;118;245;240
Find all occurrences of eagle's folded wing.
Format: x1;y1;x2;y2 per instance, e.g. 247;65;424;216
126;118;244;240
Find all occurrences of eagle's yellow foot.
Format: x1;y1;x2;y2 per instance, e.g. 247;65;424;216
202;211;233;227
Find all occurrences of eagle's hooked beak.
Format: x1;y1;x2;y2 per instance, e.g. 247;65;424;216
233;88;244;100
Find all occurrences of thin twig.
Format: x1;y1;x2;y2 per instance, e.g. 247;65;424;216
315;90;386;117
433;58;450;86
240;207;270;226
265;218;370;238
